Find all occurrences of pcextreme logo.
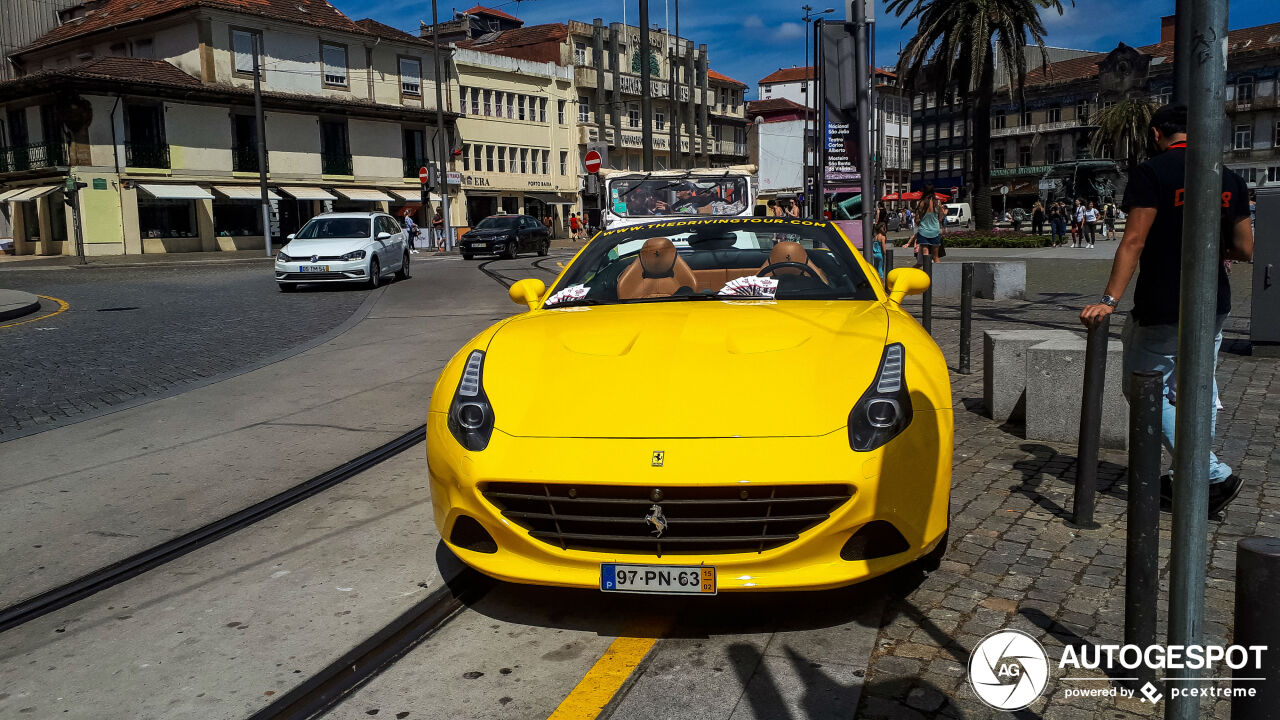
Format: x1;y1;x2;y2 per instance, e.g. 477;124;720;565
967;630;1270;709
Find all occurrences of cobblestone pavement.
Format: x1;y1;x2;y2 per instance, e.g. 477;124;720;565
857;260;1278;718
0;263;374;438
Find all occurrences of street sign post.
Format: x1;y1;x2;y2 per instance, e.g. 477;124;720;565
419;166;430;185
584;150;602;175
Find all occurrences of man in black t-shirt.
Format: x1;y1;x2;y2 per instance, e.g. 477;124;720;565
1080;104;1254;518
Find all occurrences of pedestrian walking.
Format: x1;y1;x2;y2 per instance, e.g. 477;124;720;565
568;212;581;241
872;221;888;278
1071;199;1085;247
767;199;782;217
431;207;445;251
403;215;420;254
1084;201;1099;248
1048;202;1065;246
1079;104;1253;518
912;183;942;266
1103;201;1117;240
543;212;554;238
1031;201;1045;236
783;199;801;219
904;207;914;230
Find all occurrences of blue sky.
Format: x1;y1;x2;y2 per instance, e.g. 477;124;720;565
335;0;1276;98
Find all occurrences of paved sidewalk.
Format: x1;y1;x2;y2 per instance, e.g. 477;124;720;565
857;282;1279;718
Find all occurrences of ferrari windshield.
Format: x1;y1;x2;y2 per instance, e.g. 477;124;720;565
544;218;879;306
609;177;749;218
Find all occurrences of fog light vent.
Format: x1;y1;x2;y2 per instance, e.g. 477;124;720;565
450;515;497;553
840;521;910;561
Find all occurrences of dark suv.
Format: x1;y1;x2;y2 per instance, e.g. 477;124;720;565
460;214;551;260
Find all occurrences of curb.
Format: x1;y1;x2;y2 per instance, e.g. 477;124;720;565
0;289;41;322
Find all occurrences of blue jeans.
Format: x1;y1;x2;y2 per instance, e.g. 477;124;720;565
1120;315;1231;483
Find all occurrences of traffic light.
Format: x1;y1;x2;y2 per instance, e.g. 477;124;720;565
63;175;87;206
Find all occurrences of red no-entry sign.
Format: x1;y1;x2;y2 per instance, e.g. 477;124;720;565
584;150;602;174
419;166;430;184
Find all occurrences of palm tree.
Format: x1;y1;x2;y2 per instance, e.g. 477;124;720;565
888;0;1069;231
1089;98;1156;172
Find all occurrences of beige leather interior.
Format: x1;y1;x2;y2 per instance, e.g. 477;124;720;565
616;237;699;299
757;241;829;283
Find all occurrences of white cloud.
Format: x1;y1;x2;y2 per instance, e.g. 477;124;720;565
775;22;805;40
743;15;764;28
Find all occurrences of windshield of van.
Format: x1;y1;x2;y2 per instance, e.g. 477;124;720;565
608;177;749;218
543;218;878;307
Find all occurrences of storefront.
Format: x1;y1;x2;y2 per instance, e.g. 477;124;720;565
525;192;579;235
1;185;66;255
276;187;334;238
136;184;214;253
212;186;281;251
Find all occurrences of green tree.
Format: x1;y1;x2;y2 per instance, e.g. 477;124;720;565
889;0;1069;231
1089;97;1156;172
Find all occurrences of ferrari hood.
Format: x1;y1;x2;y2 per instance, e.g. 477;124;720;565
482;301;889;438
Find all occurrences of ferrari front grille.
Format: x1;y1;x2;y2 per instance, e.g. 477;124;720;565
480;482;853;556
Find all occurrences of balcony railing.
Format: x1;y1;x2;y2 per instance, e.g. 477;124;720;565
125;142;171;169
0;141;67;173
403;157;428;179
232;145;267;173
321;152;353;176
991;119;1084;138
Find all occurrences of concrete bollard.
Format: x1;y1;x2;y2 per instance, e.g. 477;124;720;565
959;263;973;375
1071;315;1111;529
1233;537;1280;719
921;251;932;334
1125;370;1163;689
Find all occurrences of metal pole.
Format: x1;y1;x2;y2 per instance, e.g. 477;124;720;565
882;239;893;287
814;18;825;219
1172;0;1193;105
851;0;874;263
959;262;973;374
639;0;654;171
1167;1;1228;716
430;0;453;251
668;1;678;170
920;250;932;333
803;9;811;215
1233;537;1280;720
1072;314;1109;529
252;34;271;257
1125;369;1163;690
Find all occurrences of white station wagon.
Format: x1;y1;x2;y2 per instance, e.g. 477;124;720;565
274;212;410;291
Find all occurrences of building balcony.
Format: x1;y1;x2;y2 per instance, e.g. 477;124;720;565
125;142;171;169
991;119;1084;138
0;141;67;173
232;145;267;173
321;152;353;176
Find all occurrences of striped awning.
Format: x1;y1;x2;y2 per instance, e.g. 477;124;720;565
335;188;394;202
279;186;337;201
214;186;282;201
7;186;61;202
390;188;442;203
138;184;214;200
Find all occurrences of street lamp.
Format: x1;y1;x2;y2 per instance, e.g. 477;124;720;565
802;5;834;218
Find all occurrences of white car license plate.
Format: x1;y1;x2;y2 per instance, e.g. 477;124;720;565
600;563;716;595
299;264;329;272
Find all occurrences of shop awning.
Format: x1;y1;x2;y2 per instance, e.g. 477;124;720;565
390;188;442;203
214;186;282;201
138;183;213;200
526;193;578;205
8;186;61;202
335;188;394;202
0;188;30;202
465;190;500;197
279;186;337;201
395;203;422;217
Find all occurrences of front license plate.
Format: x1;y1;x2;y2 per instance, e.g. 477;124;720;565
600;563;716;595
299;264;329;272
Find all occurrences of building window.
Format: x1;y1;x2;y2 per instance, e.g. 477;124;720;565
628;104;640;128
912;158;922;173
575;41;588;64
952;153;964;170
1076;100;1090;123
1236;77;1254;106
470;88;479;115
1237;167;1258;185
925;124;936;141
913;95;923;110
925;156;935;172
486;145;495;172
459;86;468;114
461;143;470;171
213;199;263;237
131;38;154;59
539;97;547;123
993;114;1006;129
541;149;549;174
911;125;922;141
655;110;665;130
483;90;492;116
497;147;506;172
231;114;263;172
139;199;196;238
1275;119;1280;147
578;96;590;123
1021;110;1032;126
320;119;351;174
1268;166;1280;183
1158;87;1172;106
558;99;566;124
1046;143;1061;164
518;95;527;121
232;28;262;76
399;57;421;95
939;122;950;139
953;119;965;137
992;147;1005;168
560;150;568;175
1235;124;1252;150
321;43;348;87
1019;145;1032;166
1046;106;1061;123
506;93;515;119
402;127;425;178
124;103;169;168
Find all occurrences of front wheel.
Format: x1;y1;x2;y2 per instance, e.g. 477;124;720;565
462;252;474;260
395;251;411;280
503;242;517;260
537;240;549;257
278;282;297;293
368;257;381;289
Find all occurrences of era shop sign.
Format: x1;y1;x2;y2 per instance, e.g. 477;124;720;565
463;174;555;190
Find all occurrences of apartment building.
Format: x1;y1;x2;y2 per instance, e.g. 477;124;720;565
0;0;457;256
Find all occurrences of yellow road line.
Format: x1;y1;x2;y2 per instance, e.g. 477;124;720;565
0;294;69;330
547;627;665;720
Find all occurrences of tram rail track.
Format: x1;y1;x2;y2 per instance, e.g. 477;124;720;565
0;424;427;634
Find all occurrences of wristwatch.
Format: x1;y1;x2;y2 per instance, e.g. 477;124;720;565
1099;294;1118;308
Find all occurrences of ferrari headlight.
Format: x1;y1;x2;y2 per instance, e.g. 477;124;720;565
447;350;495;451
277;251;292;262
848;343;913;452
340;249;367;261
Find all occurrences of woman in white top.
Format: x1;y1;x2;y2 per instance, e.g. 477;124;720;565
1083;202;1099;248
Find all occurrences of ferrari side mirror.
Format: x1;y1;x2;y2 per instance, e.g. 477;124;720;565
886;267;930;306
508;278;547;310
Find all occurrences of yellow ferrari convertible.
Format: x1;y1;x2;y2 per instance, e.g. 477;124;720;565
427;217;952;593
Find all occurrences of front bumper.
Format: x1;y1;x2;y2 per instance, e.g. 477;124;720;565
460;238;511;254
426;412;952;592
274;258;368;282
